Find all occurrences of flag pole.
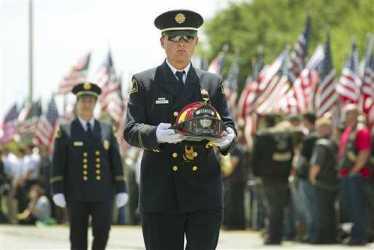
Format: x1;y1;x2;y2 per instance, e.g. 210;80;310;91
28;0;34;104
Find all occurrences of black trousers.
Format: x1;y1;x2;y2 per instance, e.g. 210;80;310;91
141;209;222;250
314;186;337;243
223;181;245;229
261;178;289;243
67;201;113;250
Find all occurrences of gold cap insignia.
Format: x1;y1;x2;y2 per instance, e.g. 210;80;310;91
83;83;91;90
103;140;110;150
175;13;186;24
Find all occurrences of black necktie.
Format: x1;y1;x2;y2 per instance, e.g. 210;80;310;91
175;71;185;85
86;122;92;136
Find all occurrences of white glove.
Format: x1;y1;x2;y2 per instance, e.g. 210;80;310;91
116;192;128;208
52;193;66;208
156;123;185;144
210;127;236;149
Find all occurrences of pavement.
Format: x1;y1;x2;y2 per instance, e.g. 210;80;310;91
0;225;373;250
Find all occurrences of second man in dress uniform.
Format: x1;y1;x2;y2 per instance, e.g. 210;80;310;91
124;9;236;250
51;82;128;250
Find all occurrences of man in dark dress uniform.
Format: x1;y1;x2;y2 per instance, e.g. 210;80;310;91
123;9;236;250
51;82;128;250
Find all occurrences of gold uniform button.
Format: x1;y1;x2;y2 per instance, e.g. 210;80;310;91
172;152;178;158
83;152;88;157
192;166;198;171
172;166;178;172
83;159;88;163
83;171;88;175
96;170;101;174
95;151;100;156
96;158;100;162
96;164;101;168
173;111;178;117
96;176;101;180
83;164;88;169
83;176;88;181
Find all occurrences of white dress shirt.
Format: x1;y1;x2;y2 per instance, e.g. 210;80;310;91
166;59;191;84
78;117;95;131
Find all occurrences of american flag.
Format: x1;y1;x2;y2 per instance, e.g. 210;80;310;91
95;51;124;124
207;45;228;76
288;16;312;82
292;45;324;113
314;36;337;117
17;100;42;136
237;47;264;119
238;50;286;116
283;16;312;114
35;97;59;147
0;103;19;143
252;50;289;114
58;52;91;94
223;59;240;114
259;58;292;114
360;36;374;121
336;41;361;105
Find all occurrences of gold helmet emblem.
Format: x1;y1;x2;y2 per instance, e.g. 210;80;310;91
83;82;92;90
201;89;210;103
175;13;186;24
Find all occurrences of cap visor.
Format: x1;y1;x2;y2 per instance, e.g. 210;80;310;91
76;91;98;97
162;29;197;37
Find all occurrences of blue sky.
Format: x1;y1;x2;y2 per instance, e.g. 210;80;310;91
0;0;236;118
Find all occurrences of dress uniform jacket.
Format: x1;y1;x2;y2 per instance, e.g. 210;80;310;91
124;61;235;213
51;119;126;201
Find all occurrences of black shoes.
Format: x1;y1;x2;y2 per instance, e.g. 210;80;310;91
343;237;367;246
264;239;281;245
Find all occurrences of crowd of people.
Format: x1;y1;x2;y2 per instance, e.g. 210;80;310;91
222;104;374;246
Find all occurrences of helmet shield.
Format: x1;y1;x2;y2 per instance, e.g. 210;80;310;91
174;102;225;141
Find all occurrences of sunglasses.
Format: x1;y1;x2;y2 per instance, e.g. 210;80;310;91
167;35;196;43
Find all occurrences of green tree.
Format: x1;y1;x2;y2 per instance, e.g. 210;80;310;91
201;0;374;87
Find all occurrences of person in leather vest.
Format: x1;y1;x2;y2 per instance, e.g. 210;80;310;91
309;117;338;244
51;82;128;250
252;116;295;245
123;9;236;250
338;104;371;246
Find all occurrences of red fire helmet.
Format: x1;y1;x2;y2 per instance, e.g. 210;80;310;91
174;101;225;141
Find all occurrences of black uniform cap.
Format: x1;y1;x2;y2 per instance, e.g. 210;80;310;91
154;9;203;33
72;82;101;97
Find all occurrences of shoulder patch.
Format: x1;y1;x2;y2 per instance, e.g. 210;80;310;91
54;127;61;139
129;78;139;95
